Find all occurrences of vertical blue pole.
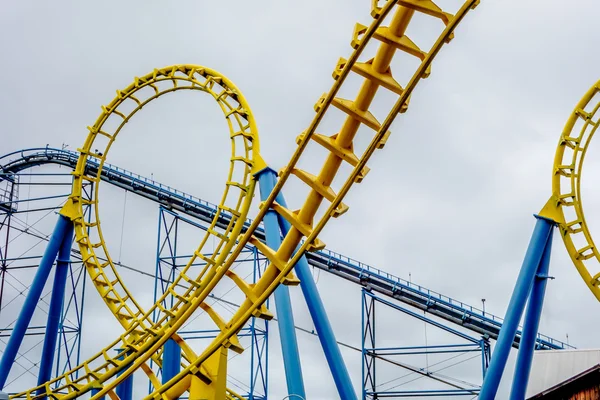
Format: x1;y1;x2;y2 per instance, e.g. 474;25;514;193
510;227;554;399
274;192;357;400
249;246;258;400
361;290;366;400
162;338;181;391
0;214;72;389
36;220;74;391
479;216;554;400
255;167;306;399
116;350;134;400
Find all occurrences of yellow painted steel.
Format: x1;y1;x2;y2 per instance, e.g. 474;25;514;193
13;1;480;398
543;80;600;301
17;65;262;399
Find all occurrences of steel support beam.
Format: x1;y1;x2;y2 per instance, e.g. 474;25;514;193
37;220;74;390
510;226;554;399
162;338;182;387
479;216;554;400
116;351;134;400
0;214;72;389
256;167;305;399
274;191;357;400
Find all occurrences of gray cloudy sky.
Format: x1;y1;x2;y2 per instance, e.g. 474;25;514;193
2;0;600;399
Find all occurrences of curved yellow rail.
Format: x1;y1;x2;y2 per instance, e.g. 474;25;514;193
14;1;480;398
545;80;600;301
14;65;263;399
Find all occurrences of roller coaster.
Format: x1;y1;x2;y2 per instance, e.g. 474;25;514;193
0;0;598;398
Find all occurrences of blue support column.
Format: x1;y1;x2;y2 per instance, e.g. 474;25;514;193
91;388;106;400
116;350;134;400
36;220;74;391
162;338;181;389
510;227;554;399
0;214;72;389
274;191;357;400
255;167;306;399
479;216;554;400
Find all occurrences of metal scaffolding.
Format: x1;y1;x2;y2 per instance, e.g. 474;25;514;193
362;289;490;398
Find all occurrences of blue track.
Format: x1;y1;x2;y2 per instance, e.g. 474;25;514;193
0;147;573;351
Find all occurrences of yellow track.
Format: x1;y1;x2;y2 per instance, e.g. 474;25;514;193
14;1;480;398
544;80;600;301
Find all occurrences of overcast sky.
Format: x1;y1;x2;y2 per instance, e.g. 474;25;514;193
2;0;600;399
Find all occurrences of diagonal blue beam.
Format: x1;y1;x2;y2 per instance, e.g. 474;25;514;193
255;167;305;399
37;219;74;391
479;215;554;400
510;226;554;398
273;192;357;400
0;214;72;389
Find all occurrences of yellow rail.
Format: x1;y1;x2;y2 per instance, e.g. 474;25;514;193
13;0;480;398
544;80;600;301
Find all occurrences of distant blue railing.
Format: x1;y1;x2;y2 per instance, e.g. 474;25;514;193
0;147;574;350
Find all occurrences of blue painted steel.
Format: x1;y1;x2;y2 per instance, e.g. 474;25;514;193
510;226;554;399
0;214;71;389
273;191;357;400
37;220;74;390
250;245;269;399
162;338;182;387
479;216;554;400
364;290;480;345
256;167;306;399
91;388;105;400
362;290;489;398
116;350;134;400
0;148;573;351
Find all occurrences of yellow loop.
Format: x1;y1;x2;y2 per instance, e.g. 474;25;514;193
17;65;261;399
13;0;480;396
550;80;600;300
63;64;261;332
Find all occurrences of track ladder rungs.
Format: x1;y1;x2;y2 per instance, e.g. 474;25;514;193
558;193;576;206
398;0;454;27
116;309;136;321
566;220;583;234
247;236;300;286
157;303;177;319
259;199;326;251
285;167;348;218
194;250;217;266
218;204;242;218
556;164;576;178
575;108;593;121
180;273;202;289
225;270;274;320
104;291;127;304
330;97;381;131
226;181;249;193
76;148;104;161
297;131;371;183
577;245;595;260
200;302;245;354
561;136;581;150
94;276;118;288
335;57;405;95
231;130;254;140
167;287;191;305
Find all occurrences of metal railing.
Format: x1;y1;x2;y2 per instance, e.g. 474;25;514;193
0;147;574;350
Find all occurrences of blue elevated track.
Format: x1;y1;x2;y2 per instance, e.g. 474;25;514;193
0;147;572;351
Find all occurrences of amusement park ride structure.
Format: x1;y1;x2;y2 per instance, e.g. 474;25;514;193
0;0;598;398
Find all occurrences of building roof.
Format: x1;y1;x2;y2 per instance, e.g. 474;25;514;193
526;349;600;398
527;364;600;399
